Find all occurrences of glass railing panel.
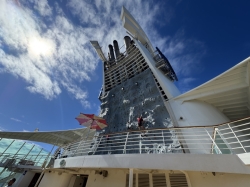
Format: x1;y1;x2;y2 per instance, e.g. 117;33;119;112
0;139;14;153
4;140;24;155
214;131;232;154
0;138;50;169
18;142;34;155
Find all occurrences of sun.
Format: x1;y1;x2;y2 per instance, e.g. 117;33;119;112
28;37;55;57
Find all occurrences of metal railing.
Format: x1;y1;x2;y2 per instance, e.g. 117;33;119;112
58;117;250;158
0;153;52;168
0;152;54;187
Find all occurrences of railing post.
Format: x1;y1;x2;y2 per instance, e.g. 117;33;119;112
74;128;91;156
34;148;44;164
139;138;142;154
13;142;26;165
228;123;246;153
92;136;102;155
42;144;55;168
73;137;85;156
123;132;129;154
211;127;217;154
36;154;47;166
0;154;7;164
23;144;35;165
205;128;222;154
1;140;15;154
162;130;165;153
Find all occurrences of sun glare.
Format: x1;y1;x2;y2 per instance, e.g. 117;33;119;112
28;37;55;57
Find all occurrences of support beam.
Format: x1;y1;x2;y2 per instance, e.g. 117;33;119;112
129;168;134;187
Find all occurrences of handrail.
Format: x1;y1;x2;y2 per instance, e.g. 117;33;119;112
98;116;250;137
58;117;250;157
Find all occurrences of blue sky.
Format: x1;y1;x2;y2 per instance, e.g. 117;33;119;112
0;0;249;134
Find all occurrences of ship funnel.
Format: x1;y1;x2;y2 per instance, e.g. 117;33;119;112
108;44;115;61
113;40;120;59
124;36;131;51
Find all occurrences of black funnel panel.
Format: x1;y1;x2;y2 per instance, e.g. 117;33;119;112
113;40;120;59
108;44;115;61
124;36;131;50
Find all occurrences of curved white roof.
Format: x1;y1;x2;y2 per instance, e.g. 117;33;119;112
174;57;250;120
0;128;96;147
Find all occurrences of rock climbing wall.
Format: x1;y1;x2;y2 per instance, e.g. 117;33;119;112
100;69;172;133
98;69;182;154
100;69;173;133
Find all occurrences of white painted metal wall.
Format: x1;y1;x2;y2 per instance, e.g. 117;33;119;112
38;172;72;187
86;170;125;187
53;154;250;174
187;171;250;187
35;168;250;187
170;100;229;127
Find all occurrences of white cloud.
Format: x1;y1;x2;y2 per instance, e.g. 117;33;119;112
0;126;6;131
10;117;22;122
66;0;205;81
0;0;205;107
29;0;52;17
182;77;196;84
176;77;197;93
0;0;95;106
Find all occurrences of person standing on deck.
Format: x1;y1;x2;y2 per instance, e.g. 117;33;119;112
137;115;147;137
4;178;16;187
137;115;144;130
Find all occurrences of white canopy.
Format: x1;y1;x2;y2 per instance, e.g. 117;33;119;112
0;128;96;147
175;57;250;120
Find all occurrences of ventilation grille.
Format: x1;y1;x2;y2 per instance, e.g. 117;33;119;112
126;174;136;187
125;172;188;187
138;174;150;187
152;174;167;187
169;173;188;187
